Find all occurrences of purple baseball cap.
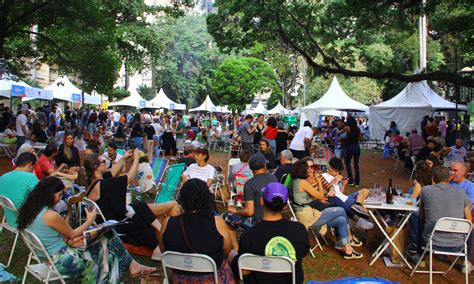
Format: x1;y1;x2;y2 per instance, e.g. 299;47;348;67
262;182;288;203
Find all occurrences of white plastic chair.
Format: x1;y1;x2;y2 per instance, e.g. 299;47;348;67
0;195;19;267
20;229;69;284
161;251;218;284
287;202;328;256
226;158;241;188
410;217;472;284
238;253;296;284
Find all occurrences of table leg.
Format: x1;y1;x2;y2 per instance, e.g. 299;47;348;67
369;210;413;269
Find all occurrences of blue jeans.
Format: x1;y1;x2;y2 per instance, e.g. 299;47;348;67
16;136;26;151
327;197;354;219
133;137;143;150
312;207;350;246
344;143;361;185
408;209;420;250
334;148;345;160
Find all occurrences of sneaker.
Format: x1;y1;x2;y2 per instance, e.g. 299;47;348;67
462;261;473;274
353;218;374;230
343;249;363;259
351;203;369;219
350;236;363;247
407;253;425;268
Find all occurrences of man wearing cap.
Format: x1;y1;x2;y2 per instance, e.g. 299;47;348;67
274;149;294;182
15;104;29;151
230;182;309;284
177;145;196;167
223;153;278;248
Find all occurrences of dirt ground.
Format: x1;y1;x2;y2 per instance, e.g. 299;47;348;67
0;148;470;283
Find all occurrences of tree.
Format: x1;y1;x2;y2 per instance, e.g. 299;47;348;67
137;84;154;101
210;57;281;112
152;16;225;107
0;0;191;96
208;0;474;88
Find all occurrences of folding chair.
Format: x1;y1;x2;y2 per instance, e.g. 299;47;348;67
226;158;241;190
21;229;69;284
238;253;296;284
0;195;20;267
410;217;472;284
228;140;241;159
161;251;218;284
287;202;328;257
155;163;186;203
210;168;226;206
151;157;169;185
410;156;417;180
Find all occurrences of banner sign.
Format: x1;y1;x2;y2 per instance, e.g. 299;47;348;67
169;103;175;109
12;84;53;100
72;93;81;103
139;100;146;108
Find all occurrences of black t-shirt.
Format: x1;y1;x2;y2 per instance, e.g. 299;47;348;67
274;164;294;182
144;125;155;140
131;123;143;138
263;151;276;170
177;157;196;168
96;171;128;221
231;219;309;284
417;146;433;161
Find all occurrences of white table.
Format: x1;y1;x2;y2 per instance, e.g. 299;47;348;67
365;197;417;269
32;144;46;156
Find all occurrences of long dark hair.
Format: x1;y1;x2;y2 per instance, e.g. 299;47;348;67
291;160;309;179
17;176;65;230
177;178;214;217
83;153;100;187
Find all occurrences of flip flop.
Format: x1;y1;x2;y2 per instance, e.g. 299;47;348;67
130;267;160;278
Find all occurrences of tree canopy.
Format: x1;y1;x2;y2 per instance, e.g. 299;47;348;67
210;57;281;112
208;0;474;88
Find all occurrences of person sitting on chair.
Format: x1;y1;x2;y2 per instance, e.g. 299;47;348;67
273;150;294;183
17;176;156;281
181;147;216;188
177;145;196;168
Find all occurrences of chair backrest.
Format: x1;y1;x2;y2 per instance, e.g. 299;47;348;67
227;158;241;184
0;195;18;212
81;197;107;224
238;253;295;284
411;156;417;164
431;217;472;235
161;251;218;283
21;229;58;268
155;163;186;203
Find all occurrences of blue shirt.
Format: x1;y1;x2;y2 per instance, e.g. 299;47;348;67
449;179;474;208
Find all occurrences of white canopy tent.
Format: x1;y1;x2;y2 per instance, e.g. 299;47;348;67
109;84;147;108
250;100;267;115
268;102;291;115
320;109;348;117
146;88;186;110
189;95;217;112
369;80;466;140
217;105;232;113
303;76;369;124
45;76;84;102
0;78;31;98
84;93;101;105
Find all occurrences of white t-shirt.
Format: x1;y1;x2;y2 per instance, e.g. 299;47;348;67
184;163;216;184
447;146;467;162
322;173;348;202
112;112;121;122
151;122;164;137
15;113;28;136
290;126;313;151
3;128;15;139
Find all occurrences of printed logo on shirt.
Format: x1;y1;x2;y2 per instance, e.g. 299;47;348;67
264;236;296;261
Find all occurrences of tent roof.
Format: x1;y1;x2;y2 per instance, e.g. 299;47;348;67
109;85;147;108
189;95;217;112
46;75;85;102
84;93;101;105
268;102;291;115
0;78;31;98
371;80;466;110
250;100;267;114
303;76;369;112
216;105;231;113
146;88;186;110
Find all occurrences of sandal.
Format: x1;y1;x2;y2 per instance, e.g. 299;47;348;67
131;267;159;278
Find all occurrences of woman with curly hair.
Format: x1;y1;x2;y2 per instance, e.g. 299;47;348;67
162;178;234;283
16;176;156;282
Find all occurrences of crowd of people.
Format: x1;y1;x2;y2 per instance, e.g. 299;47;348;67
0;104;473;283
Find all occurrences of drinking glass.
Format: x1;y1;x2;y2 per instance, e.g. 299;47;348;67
395;185;403;196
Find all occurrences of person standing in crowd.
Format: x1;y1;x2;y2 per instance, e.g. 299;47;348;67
143;120;156;154
276;120;290;154
15;104;29;151
112;110;121;127
438;116;447;139
230;182;309;284
289;121;316;160
343;117;362;187
449;161;474;273
332;119;346;160
389;121;398;134
86;112;99;142
238;115;257;153
175;114;185;151
161;115;176;156
130;113;144;150
263;116;278;154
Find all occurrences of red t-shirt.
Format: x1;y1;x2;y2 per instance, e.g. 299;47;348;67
264;126;278;139
34;155;53;180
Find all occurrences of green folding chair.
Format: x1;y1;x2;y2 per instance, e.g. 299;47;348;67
155;163;186;203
